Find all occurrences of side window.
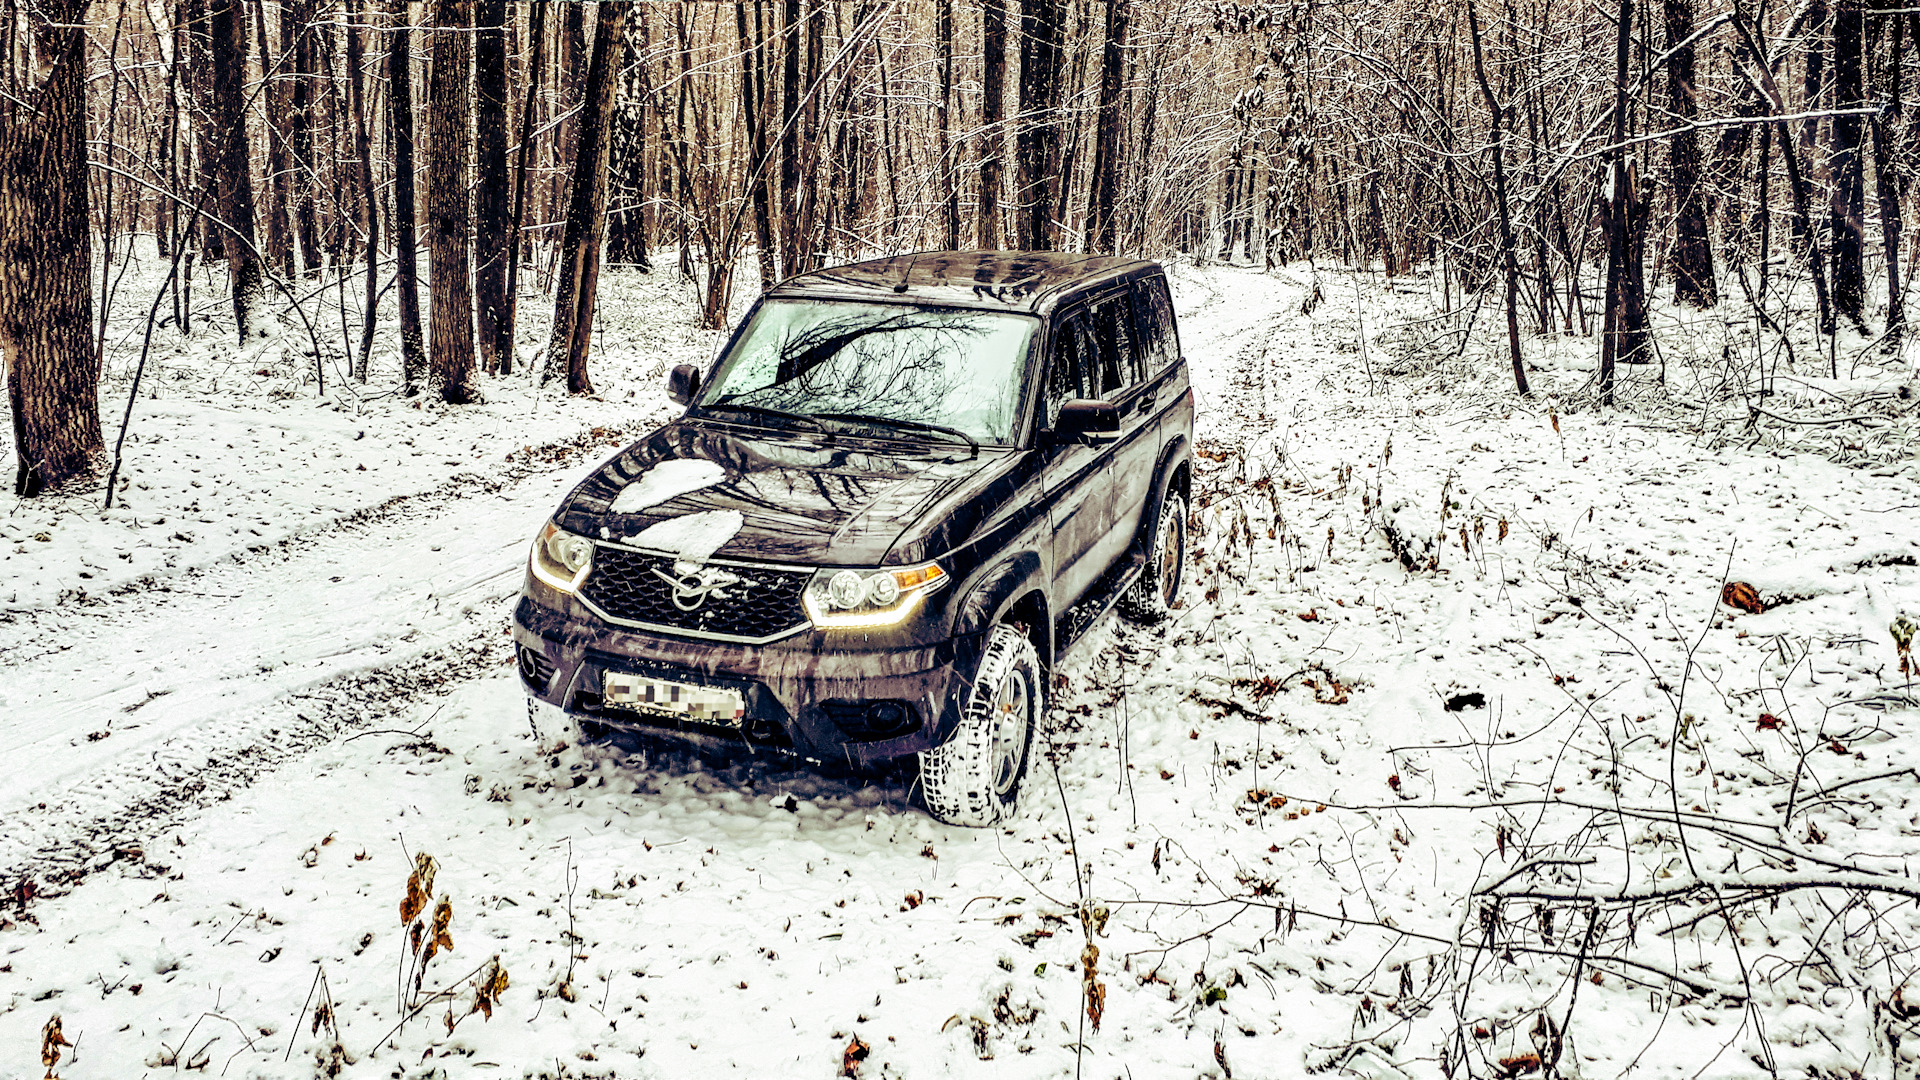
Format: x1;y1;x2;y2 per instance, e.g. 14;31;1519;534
1044;312;1093;426
1132;276;1178;373
1088;296;1137;395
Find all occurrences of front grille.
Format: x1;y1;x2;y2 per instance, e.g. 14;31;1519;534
580;546;812;642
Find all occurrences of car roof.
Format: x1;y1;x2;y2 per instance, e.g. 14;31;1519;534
765;250;1156;316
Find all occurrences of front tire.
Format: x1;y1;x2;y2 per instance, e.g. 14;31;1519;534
919;624;1042;827
1118;491;1186;623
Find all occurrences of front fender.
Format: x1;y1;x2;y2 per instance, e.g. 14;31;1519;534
951;550;1046;642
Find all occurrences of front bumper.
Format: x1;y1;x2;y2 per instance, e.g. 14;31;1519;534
511;588;979;770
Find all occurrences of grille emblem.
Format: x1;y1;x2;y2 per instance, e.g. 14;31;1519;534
652;565;744;611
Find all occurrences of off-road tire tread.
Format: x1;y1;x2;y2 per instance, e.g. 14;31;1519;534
919;624;1041;826
1118;492;1186;623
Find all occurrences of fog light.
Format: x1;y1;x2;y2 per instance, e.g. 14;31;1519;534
517;645;541;680
864;701;915;737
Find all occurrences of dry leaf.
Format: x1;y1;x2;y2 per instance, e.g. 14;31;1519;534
1081;944;1105;1032
1756;713;1783;730
1498;1053;1543;1077
1720;582;1764;614
841;1035;871;1077
42;1014;70;1071
400;853;437;926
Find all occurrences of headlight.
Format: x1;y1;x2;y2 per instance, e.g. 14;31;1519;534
803;562;946;629
529;521;593;593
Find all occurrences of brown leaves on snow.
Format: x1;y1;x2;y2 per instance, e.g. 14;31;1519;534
41;1014;70;1076
400;852;438;926
840;1034;870;1077
1720;581;1765;614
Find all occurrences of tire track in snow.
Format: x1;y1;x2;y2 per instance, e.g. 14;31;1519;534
0;425;645;908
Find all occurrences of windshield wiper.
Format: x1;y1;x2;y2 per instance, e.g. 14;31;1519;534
812;412;979;458
701;399;832;437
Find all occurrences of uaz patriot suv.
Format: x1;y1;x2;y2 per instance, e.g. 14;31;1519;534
513;251;1193;825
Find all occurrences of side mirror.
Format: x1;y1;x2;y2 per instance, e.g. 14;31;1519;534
1049;399;1120;447
667;363;700;405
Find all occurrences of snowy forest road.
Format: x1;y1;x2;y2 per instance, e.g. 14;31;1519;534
0;451;607;897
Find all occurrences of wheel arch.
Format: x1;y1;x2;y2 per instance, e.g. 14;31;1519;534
1143;437;1193;544
951;550;1053;666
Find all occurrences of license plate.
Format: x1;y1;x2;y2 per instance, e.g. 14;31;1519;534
601;672;745;723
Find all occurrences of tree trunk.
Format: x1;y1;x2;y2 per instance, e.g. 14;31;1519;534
427;0;477;402
2;0;101;496
349;0;379;381
504;0;549;371
389;0;426;392
1869;8;1904;340
1084;0;1128;255
737;1;775;288
211;0;267;339
1665;0;1715;305
978;0;1007;249
1467;0;1529;395
1600;0;1649;401
1828;0;1866;323
543;1;629;395
1015;0;1063;250
935;0;959;249
474;0;511;374
778;0;804;273
258;0;293;277
606;2;652;269
286;0;319;275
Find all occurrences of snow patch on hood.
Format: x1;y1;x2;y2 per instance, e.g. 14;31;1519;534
622;509;745;563
608;458;729;514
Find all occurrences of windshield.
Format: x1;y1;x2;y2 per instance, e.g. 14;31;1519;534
693;299;1038;446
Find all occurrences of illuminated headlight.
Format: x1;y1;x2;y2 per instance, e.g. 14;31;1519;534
803;562;946;629
529;522;593;593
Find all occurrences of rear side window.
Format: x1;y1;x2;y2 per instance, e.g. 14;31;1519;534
1087;296;1137;395
1132;276;1179;373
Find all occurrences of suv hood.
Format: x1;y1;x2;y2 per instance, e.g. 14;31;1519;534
557;420;998;566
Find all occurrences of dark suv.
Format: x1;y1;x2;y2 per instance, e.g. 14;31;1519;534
513;251;1192;825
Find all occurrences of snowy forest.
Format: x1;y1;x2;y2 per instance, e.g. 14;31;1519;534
4;0;1920;1077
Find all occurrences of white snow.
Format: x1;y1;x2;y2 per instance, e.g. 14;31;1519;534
621;509;745;563
607;458;728;515
4;256;1919;1080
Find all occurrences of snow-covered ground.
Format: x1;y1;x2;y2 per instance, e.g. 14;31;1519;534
4;259;1919;1079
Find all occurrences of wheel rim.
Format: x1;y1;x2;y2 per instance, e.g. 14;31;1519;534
1156;507;1184;605
988;668;1030;797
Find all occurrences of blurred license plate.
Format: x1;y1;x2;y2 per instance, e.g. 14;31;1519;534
602;672;744;722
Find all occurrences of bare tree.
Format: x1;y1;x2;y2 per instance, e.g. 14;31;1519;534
1665;0;1715;306
2;0;101;496
544;1;630;395
426;0;477;403
977;0;1006;249
1828;0;1866;324
473;0;510;374
389;0;425;392
1015;0;1063;250
1084;0;1128;255
503;0;550;373
210;0;267;339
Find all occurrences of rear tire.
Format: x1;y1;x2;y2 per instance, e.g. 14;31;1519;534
1118;491;1186;623
919;624;1042;827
